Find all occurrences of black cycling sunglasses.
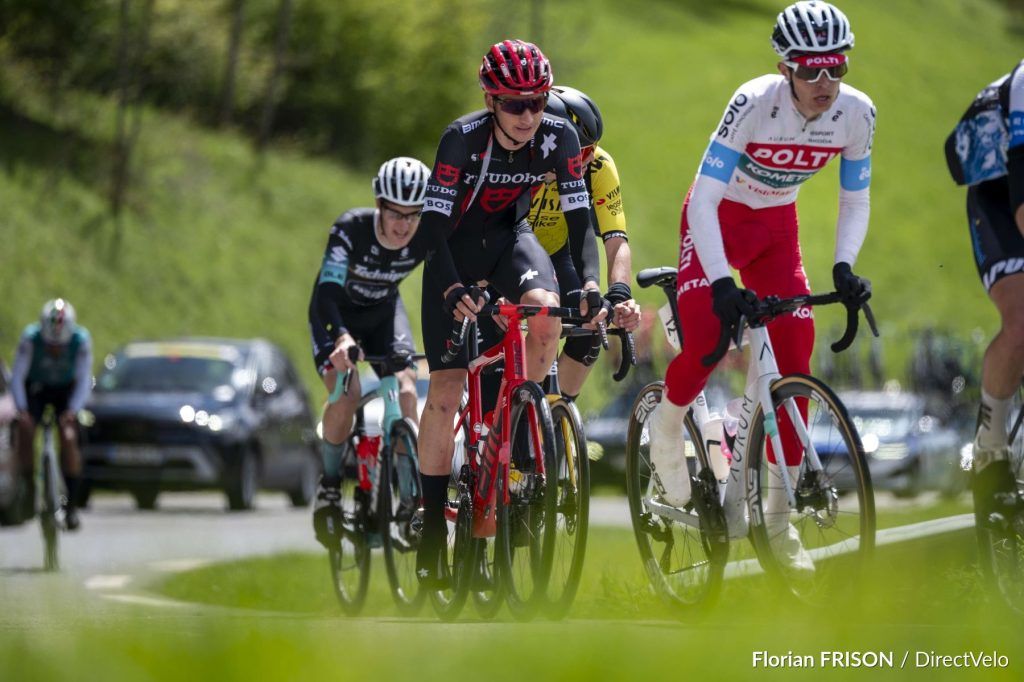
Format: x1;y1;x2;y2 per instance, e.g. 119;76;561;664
494;94;548;115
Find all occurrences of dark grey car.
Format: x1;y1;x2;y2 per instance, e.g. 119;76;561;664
815;390;970;498
82;338;318;511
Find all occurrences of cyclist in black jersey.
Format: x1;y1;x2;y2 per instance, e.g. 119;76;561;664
946;60;1024;525
309;156;431;549
415;39;604;586
477;87;642;412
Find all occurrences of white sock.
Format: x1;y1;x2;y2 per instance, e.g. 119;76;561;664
976;389;1011;450
651;397;687;440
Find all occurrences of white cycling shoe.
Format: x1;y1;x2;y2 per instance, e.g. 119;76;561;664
764;463;814;573
648;400;692;507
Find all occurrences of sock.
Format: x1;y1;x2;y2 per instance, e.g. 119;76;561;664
652;396;688;439
976;389;1012;451
63;476;81;510
320;439;346;485
420;474;450;543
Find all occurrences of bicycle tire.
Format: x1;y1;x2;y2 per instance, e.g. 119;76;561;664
381;418;426;615
976;388;1024;616
41;452;59;572
497;381;558;621
467;411;505;620
746;374;875;604
625;382;726;612
429;468;477;621
543;398;590;619
328;445;371;615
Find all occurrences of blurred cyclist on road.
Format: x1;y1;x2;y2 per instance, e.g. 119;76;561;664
10;299;93;530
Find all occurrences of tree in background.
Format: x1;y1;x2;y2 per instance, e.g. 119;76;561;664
219;0;247;128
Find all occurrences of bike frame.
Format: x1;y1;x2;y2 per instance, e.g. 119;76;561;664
448;305;545;523
327;357;423;512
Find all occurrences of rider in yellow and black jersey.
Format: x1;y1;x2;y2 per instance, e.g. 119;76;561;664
531;87;641;399
530;146;627;255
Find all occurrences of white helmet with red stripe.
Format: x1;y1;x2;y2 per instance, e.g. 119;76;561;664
771;1;854;58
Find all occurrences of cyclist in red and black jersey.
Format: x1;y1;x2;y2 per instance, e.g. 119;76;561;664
415;39;603;586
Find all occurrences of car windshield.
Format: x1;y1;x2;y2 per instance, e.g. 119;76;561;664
849;409;915;438
97;354;242;393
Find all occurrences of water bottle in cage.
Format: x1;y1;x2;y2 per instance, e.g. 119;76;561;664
356;435;381;492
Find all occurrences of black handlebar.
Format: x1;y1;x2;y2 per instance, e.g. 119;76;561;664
700;292;879;368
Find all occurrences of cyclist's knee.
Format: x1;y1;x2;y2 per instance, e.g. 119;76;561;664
520;287;558;308
563;334;601;367
424;370;466;415
999;308;1024;346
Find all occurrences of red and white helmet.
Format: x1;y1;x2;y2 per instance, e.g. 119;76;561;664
479;39;553;96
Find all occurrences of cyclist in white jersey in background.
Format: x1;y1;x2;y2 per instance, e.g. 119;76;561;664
647;1;875;570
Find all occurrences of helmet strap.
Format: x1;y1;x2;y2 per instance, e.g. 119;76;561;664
490;114;528;154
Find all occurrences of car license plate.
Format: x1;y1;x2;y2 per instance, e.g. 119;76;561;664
111;446;164;465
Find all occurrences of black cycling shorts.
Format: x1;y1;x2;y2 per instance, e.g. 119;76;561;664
26;384;74;423
310;295;416;378
422;221;558;371
968;176;1024;292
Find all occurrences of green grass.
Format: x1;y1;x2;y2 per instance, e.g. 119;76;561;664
0;504;1010;682
154;499;971;618
1;1;1022;414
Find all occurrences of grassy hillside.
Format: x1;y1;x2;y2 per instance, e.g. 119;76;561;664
1;0;1022;410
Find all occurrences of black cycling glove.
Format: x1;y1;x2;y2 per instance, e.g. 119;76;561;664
604;282;632;306
443;285;486;317
832;262;872;306
710;277;758;334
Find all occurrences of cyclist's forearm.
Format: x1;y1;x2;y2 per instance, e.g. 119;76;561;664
567;208;600;285
9;339;30;412
604;236;632;286
312;283;349;341
422;217;461;293
68;343;93;413
834;186;870;266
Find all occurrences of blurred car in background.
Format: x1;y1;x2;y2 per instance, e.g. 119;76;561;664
815;390;970;498
82;338;318;511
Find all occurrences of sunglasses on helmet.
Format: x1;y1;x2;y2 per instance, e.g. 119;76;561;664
785;54;849;83
494;94;548;115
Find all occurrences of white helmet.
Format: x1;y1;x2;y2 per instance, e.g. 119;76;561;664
40;298;76;345
372;156;430;207
771;1;854;58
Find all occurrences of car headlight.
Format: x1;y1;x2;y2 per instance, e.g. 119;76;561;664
861;433;879;454
872;443;909;460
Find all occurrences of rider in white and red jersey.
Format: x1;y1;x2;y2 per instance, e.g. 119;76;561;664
648;1;875;569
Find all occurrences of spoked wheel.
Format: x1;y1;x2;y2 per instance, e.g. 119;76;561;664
329;447;371;615
976;391;1024;616
40;457;59;572
381;418;426;615
543;397;589;619
497;381;558;621
429;467;477;621
471;533;504;619
746;374;875;604
625;382;726;612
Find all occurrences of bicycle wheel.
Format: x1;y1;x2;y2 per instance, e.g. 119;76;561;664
41;453;59;572
543;397;589;619
428;467;477;621
625;382;727;612
976;387;1024;615
746;374;875;604
328;445;371;615
497;381;558;621
381;418;426;615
